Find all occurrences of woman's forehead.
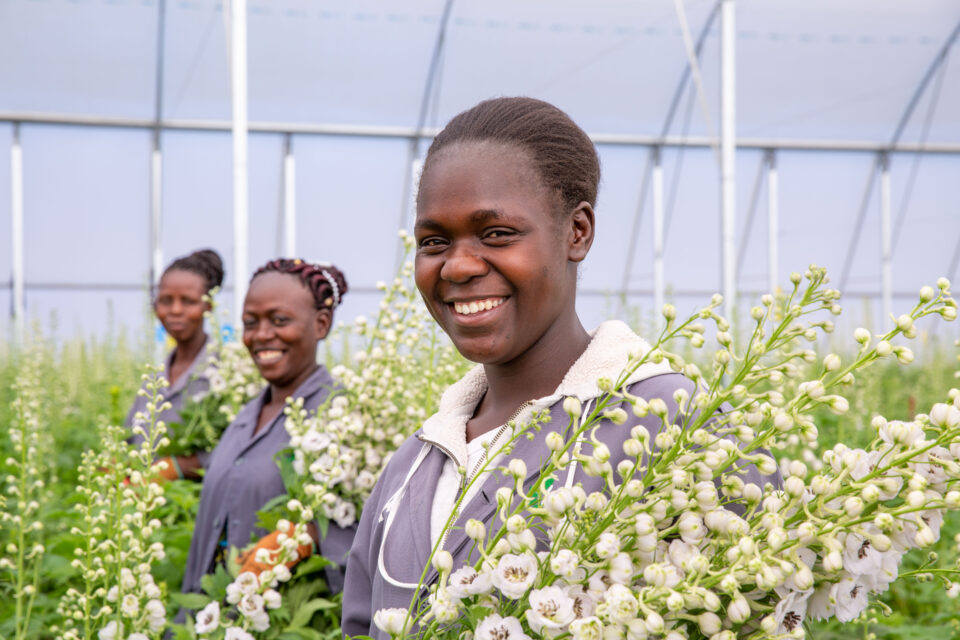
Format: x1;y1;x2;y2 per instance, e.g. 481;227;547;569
417;142;554;215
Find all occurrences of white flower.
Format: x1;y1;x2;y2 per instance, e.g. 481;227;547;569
595;533;621;559
550;549;581;579
603;584;639;624
263;589;282;609
145;599;166;632
430;591;459;624
526;586;576;633
373;608;410;636
128;634;149;640
608;552;634;584
98;621;122;640
475;614;531;640
224;627;255;640
301;429;332;453
833;576;869;622
447;567;493;599
492;553;538;599
227;572;259;604
237;593;266;620
774;589;812;634
121;593;139;617
569;616;603;640
195;601;221;634
842;532;883;578
330;499;357;528
566;585;597;619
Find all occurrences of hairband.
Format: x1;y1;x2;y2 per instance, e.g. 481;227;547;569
318;267;340;308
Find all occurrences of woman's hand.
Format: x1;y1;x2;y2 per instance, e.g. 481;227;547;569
236;522;315;575
150;454;202;482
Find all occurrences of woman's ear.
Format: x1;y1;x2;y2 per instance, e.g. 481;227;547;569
567;201;595;263
314;308;333;341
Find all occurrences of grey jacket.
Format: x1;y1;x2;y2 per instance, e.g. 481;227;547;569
181;365;357;596
341;321;782;639
125;340;212;464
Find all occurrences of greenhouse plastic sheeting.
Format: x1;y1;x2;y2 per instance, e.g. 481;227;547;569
0;0;958;339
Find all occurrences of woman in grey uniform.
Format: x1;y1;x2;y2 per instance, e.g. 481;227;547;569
181;258;355;598
125;248;224;480
341;97;781;638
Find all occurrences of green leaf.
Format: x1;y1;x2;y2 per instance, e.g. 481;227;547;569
278;629;325;640
289;597;340;628
169;592;213;610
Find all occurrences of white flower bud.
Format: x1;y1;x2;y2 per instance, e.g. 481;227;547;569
823;354;841;371
876;340;893;357
854;328;871;344
432;550;453;574
784;476;805;498
603;408;628;425
823;550;843;572
507;459;527;479
545;431;565;452
728;594;750;623
563;397;582;419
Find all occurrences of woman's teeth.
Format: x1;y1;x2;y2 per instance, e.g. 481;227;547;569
257;350;283;363
453;298;504;315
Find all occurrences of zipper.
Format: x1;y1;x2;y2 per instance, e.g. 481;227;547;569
429;400;533;553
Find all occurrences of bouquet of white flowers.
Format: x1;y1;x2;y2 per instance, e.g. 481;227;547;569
374;268;960;640
163;293;263;457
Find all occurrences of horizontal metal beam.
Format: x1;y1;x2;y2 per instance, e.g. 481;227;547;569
0;281;939;300
2;110;960;154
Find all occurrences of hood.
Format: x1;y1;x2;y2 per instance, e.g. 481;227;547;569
420;320;674;467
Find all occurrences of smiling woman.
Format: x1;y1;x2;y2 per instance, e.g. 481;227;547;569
178;258;356;614
341;98;778;639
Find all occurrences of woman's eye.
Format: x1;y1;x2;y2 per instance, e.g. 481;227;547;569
272;316;289;326
242;319;257;329
485;229;515;241
417;237;447;251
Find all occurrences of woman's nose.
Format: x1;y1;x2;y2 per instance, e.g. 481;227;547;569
439;245;489;283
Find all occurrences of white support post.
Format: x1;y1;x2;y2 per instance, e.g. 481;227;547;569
720;0;737;315
229;0;249;330
11;123;25;342
652;147;665;324
766;150;779;294
283;133;296;257
150;147;163;293
880;153;893;322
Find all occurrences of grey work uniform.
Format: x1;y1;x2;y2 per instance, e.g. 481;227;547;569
181;365;357;596
125;339;213;465
341;373;783;639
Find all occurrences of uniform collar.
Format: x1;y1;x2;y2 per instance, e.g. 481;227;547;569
165;337;210;396
232;364;335;437
419;320;673;467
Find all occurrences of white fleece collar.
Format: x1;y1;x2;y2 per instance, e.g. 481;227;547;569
420;320;674;467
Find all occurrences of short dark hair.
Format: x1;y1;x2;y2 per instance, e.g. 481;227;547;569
420;97;600;214
251;259;348;317
164;249;224;293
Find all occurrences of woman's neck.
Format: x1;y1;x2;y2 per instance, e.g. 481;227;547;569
172;331;207;368
268;362;320;408
467;313;590;441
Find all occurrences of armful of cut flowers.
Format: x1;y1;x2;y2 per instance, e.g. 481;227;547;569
375;269;960;640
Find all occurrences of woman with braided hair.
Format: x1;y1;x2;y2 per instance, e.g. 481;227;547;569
125;248;224;480
180;258;355;601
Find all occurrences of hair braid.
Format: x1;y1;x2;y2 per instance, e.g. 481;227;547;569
251;259;349;313
164;248;225;293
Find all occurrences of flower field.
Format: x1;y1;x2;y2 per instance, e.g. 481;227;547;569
2;263;960;640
